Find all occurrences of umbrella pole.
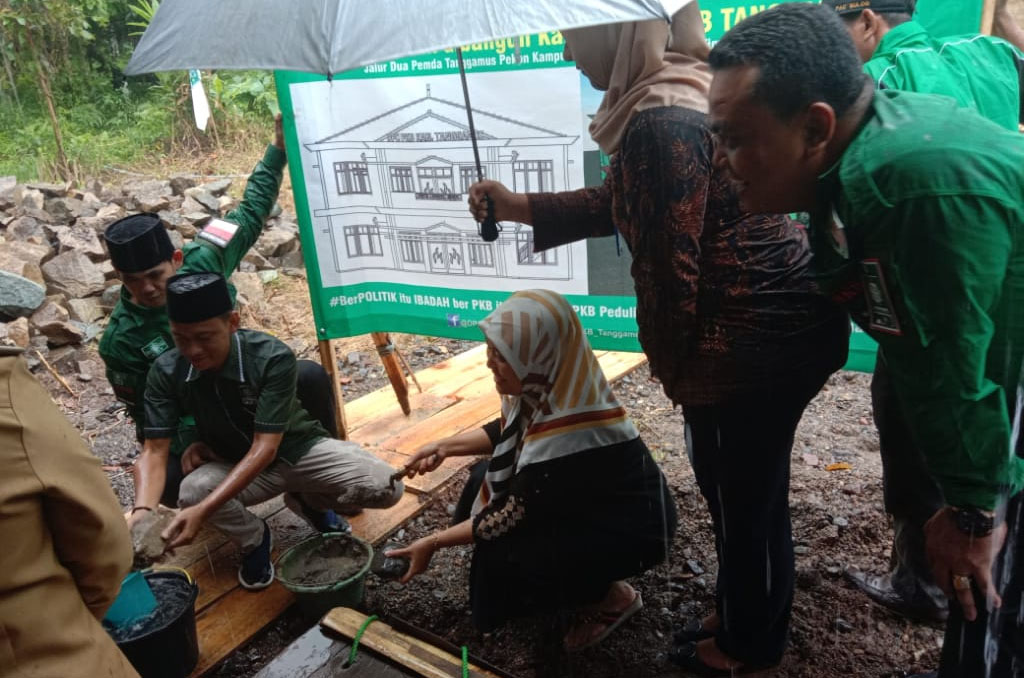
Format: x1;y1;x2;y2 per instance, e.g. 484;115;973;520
456;48;499;242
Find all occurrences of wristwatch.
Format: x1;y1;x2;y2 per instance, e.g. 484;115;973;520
950;506;999;538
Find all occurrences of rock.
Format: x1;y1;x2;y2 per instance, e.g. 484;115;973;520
169;174;198;195
157;210;187;230
40;321;86;346
78;191;104;209
257;269;279;284
202;178;233;196
255;227;299;258
277;251;305;272
66;297;104;324
802;453;820;467
243;250;274;270
95;203;126;221
369;541;411;580
793;545;810;555
0;175;16;198
30;297;70;327
229;271;264;305
686;559;705;575
0;271;46;318
217;195;238;212
181;195;210;215
275;219;299;234
75;216;115;236
44;196;89;221
100;284;123;310
77;372;93;382
56;226;106;261
5;317;30;347
47;345;81;372
282;267;307;279
167;229;185;251
99;260;116;280
121;179;172;199
131;506;177;565
0;249;45;286
832;516;849;528
6;216;45;241
41;251;106;298
14;186;44;211
184;187;220;212
136;191;171;213
834;618;855;633
346;352;363;366
796;567;822;590
26;181;69;197
174;221;198;239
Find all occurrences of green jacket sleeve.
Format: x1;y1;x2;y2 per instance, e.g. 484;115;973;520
142;358;180;441
182;144;286;277
880;195;1020;510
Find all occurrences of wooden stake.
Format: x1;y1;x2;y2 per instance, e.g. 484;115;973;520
34;350;76;396
372;332;411;415
317;339;348;440
982;0;997;34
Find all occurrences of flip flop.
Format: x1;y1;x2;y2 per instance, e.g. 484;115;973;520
565;591;643;652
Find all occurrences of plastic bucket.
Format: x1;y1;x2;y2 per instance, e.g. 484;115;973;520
106;569;200;678
275;533;373;619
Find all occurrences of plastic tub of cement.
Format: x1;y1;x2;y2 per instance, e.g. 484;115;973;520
105;569;199;678
275;533;374;619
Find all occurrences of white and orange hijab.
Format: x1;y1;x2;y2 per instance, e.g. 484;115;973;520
476;289;639;508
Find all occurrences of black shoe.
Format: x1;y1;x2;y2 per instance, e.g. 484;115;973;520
667;642;771;677
284;493;351;534
843;569;948;623
238;521;274;590
672;616;715;644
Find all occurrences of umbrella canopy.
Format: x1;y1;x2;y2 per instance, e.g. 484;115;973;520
124;0;691;76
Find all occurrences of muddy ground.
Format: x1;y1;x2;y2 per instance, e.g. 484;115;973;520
35;312;946;678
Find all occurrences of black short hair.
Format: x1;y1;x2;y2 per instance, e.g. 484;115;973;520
842;10;913;27
709;3;868;120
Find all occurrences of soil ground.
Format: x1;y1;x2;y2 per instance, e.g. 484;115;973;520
34;274;945;677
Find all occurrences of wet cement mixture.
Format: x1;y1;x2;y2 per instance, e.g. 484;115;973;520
281;536;371;588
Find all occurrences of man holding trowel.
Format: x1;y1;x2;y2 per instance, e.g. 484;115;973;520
130;272;404;590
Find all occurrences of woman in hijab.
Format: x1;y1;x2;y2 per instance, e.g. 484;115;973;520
467;5;848;674
389;289;675;651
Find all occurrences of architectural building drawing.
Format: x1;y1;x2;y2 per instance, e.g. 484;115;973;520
302;83;582;287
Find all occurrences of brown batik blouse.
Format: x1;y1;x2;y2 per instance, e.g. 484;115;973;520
528;106;848;406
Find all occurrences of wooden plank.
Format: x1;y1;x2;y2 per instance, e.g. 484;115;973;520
188;509;314;613
407;344;488;394
191;582;294;677
164;496;286;570
349;392;458;448
322;608;504;678
255;627;410;678
378;394;500;455
348;492;426;545
597;350;648;381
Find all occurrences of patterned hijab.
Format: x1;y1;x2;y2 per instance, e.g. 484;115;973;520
476;290;639;506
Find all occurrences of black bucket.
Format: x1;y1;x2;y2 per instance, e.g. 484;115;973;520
106;569;200;678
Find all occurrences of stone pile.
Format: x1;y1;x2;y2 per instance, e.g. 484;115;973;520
0;174;303;364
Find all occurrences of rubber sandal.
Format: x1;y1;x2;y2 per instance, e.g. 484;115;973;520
565;591;643;652
667;641;773;677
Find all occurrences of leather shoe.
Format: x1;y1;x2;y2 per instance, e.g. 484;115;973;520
672;616;714;644
667;642;771;677
844;569;948;623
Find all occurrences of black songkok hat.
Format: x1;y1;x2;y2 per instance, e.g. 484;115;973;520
104;213;174;273
166;272;233;324
823;0;914;16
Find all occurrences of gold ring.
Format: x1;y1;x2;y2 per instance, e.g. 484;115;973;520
952;574;972;591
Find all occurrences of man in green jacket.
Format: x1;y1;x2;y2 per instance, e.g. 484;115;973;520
100;117;344;531
707;4;1024;676
132;272;403;589
823;0;1024;624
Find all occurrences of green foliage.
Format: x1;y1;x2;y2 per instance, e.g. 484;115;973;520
0;0;279;181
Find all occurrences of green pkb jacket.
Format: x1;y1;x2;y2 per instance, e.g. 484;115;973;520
813;90;1024;510
99;145;286;448
144;329;327;465
864;21;1024;130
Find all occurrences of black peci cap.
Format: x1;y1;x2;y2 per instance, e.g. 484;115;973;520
823;0;914;16
104;213;175;273
166;272;233;324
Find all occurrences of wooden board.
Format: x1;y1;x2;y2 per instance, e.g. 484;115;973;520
367;447;482;496
322;608;505;678
349;392;458;448
255;626;411;678
348;492;426;545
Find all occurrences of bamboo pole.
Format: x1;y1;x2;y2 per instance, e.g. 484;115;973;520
317;339;348;440
372;332;411;415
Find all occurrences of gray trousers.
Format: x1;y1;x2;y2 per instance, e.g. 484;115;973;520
178;438;404;552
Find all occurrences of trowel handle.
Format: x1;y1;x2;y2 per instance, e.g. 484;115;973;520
481;195;499;242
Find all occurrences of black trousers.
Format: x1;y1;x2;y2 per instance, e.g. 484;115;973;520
160;359;338;506
683;370;830;667
939;494;1024;677
872;351;947;600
